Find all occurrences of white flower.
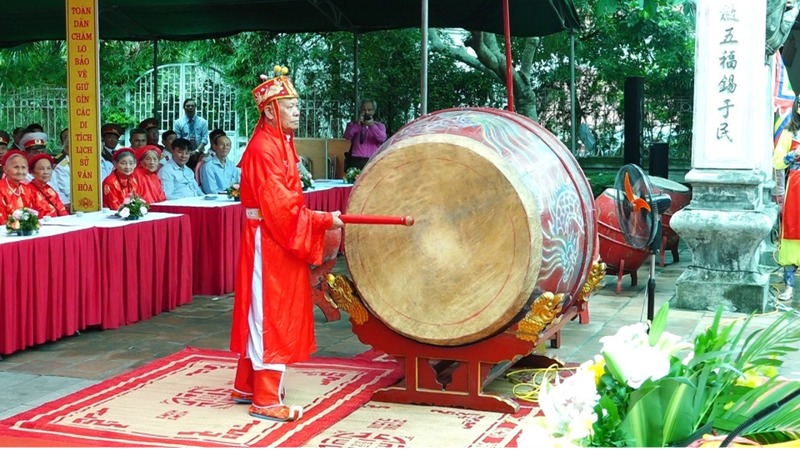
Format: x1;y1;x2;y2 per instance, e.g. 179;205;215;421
119;207;130;219
600;323;687;389
535;368;599;444
12;209;22;220
517;416;583;448
140;206;148;216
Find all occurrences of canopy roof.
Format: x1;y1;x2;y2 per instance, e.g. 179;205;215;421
3;0;579;47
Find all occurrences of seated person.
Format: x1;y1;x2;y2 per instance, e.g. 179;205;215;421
134;145;167;204
28;153;68;217
158;138;203;200
160;130;177;165
0;130;10;159
102;148;140;210
200;133;240;194
0;150;46;224
101;124;122;181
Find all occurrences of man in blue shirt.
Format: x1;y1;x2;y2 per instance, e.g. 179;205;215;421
158;138;203;199
173;99;209;154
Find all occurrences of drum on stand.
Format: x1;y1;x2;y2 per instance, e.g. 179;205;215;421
649;176;691;266
596;188;651;294
345;107;597;346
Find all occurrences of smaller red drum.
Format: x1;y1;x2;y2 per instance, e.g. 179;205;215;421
596;188;650;293
649;176;691;265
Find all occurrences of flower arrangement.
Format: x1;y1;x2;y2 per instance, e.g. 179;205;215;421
301;171;314;191
226;182;241;200
5;207;40;235
344;167;361;184
519;303;800;448
117;193;149;220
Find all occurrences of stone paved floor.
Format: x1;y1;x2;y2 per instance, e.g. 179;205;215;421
1;246;798;423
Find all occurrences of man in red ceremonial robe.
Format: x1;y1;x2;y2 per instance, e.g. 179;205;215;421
230;66;343;422
0;150;46;225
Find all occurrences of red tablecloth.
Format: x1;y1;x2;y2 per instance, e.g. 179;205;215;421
150;186;352;297
0;226;99;355
93;214;194;329
150;201;243;296
0;213;195;355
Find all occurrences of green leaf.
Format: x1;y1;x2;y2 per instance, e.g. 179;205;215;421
648;302;669;347
596;0;618;16
621;377;698;447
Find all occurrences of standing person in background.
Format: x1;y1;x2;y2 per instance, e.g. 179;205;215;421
229;66;343;422
343;98;386;171
174;98;209;155
773;94;800;302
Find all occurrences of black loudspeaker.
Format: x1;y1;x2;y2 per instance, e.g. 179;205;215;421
649;142;670;179
624;77;644;167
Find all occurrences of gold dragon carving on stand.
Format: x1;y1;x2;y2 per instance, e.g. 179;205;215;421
325;274;369;324
516;261;607;343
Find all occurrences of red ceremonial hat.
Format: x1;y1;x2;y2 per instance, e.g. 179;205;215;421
252;65;298;113
28;153;55;173
135;144;162;161
101;124;122;137
112;147;136;162
139;118;159;130
1;149;27;167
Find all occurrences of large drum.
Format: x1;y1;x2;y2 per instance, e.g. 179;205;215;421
649;176;691;256
596;188;651;274
345;108;596;346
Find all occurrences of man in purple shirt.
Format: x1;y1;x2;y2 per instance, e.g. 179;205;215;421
343;99;387;170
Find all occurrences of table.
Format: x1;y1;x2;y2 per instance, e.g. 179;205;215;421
0;225;98;355
304;180;353;213
49;211;194;330
150;196;243;296
149;182;353;297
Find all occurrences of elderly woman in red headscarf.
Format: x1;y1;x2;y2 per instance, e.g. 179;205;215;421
102;147;140;210
28;153;68;217
0;150;46;224
134;145;166;204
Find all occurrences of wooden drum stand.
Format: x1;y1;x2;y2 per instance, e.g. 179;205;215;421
324;261;605;414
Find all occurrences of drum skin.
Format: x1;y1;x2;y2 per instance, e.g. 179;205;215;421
596;188;651;273
344;108;596;346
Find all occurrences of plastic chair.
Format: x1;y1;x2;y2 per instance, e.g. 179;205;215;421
194;158;205;186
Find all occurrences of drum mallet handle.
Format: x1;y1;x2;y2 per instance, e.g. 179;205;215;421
339;214;415;226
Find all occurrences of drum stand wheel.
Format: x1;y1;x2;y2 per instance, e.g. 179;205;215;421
325;275;578;414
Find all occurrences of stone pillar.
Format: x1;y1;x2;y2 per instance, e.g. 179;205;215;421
671;0;777;312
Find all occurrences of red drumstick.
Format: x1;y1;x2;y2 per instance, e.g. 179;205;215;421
339;214;415;226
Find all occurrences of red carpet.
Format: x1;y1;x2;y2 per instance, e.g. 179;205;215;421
0;347;402;447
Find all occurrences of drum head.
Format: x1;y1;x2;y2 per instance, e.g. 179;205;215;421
649;176;689;193
346;134;542;346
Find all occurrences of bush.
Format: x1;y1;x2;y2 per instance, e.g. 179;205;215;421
585;172;618;199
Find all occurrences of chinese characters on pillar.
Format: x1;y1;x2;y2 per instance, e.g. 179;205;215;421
716;5;739;143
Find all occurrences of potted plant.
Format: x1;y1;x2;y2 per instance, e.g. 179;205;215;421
117;193;149;221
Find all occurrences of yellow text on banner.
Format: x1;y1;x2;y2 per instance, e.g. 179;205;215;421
66;0;101;212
